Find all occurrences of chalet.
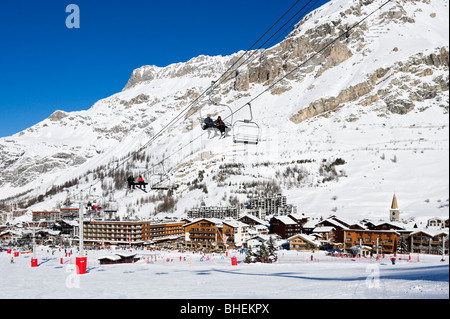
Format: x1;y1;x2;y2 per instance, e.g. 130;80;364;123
238;214;267;227
427;217;447;229
344;229;399;255
239;213;270;237
367;221;404;231
312;226;336;247
287;234;320;251
288;213;309;228
302;219;318;234
316;216;366;244
269;216;302;239
184;218;223;250
97;252;140;265
241;207;267;221
246;234;283;251
248;224;269;237
36;229;61;245
409;229;448;255
222;219;250;248
183;218;249;250
315;218;346;243
0;230;17;242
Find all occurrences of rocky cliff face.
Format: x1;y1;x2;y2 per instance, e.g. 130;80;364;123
121;0;449;125
290;46;449;123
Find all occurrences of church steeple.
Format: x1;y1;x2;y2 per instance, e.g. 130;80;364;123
391;194;398;210
390;194;400;222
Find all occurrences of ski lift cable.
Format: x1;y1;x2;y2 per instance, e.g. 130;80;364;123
202;0;320;93
132;0;310;154
114;0;308;155
81;0;394;196
78;0;309;192
91;0;394;191
197;0;320;142
150;0;394;170
224;0;394;122
130;0;317;154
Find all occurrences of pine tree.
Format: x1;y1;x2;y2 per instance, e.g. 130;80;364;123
398;235;408;254
258;243;269;263
244;246;255;264
267;236;277;261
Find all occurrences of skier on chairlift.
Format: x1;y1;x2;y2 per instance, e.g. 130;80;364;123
137;176;146;190
127;175;135;189
215;116;227;138
203;114;216;130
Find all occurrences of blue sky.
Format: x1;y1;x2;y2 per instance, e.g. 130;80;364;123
0;0;329;138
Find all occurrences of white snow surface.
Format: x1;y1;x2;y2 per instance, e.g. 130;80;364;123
1;247;448;299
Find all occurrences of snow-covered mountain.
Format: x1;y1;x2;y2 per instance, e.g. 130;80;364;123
1;0;448;223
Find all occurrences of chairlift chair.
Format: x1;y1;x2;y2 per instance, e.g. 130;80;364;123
232;103;262;145
128;167;149;193
150;175;171;191
149;163;171;191
198;81;233;138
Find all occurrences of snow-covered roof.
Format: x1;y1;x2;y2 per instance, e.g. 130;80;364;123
272;216;297;225
287;233;320;246
321;218;347;229
410;229;448;237
289;213;310;221
97;255;121;261
222;218;247;228
183;218;224;227
238;214;267;225
372;221;405;229
114;252;137;258
98;252;137;261
302;220;318;229
313;226;335;233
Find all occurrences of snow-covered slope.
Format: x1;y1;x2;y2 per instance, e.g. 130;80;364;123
1;0;448;222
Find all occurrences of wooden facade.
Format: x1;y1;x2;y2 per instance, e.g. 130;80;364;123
183;218;246;250
184;218;222;250
149;221;186;242
344;229;399;254
287;234;319;251
269;216;302;239
238;214;267;227
409;230;448;255
314;216;364;244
